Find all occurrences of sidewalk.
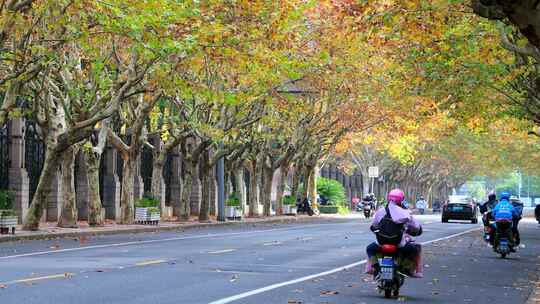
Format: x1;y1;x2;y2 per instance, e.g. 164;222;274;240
0;214;347;243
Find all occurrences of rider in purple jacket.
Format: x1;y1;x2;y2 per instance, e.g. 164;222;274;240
365;189;423;278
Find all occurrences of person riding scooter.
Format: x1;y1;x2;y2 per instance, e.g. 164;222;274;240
361;193;376;218
365;189;423;278
509;196;523;246
490;192;519;251
415;196;427;215
480;192;498;242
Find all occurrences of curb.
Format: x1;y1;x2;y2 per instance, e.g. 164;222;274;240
0;215;339;244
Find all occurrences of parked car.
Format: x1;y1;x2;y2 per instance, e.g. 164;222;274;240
442;196;478;224
535;203;540;224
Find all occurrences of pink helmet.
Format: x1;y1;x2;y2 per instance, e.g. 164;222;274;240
387;189;405;205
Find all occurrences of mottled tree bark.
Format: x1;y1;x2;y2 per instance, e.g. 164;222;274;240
262;162;273;217
275;162;290;216
247;160;259;217
86;149;103;226
120;152;137;224
23;149;60;230
235;167;247;215
179;157;193;221
58;145;79;228
198;152;211;222
151;151;167;213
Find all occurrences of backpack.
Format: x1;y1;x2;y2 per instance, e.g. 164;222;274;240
376;206;405;245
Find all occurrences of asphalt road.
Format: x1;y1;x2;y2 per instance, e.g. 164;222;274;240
0;215;538;304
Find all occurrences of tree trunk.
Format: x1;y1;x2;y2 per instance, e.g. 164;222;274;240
86;149;104;226
23;148;61;230
248;160;259;217
58;145;79;228
209;164;217;216
179;158;193;221
120;152;137;224
307;164;318;207
235;167;247;216
151;151;167;213
361;168;370;196
301;165;311;200
290;165;300;202
275;163;289;216
199;153;210;222
262;163;273;217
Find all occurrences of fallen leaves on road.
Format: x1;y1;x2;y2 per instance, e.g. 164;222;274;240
287;300;302;304
320;290;339;295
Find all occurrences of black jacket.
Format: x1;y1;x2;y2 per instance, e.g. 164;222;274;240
480;199;498;214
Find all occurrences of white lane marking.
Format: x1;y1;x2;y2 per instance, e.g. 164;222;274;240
263;241;282;246
135;259;167;266
0;223;351;260
208;227;481;304
14;273;74;284
208;249;237;254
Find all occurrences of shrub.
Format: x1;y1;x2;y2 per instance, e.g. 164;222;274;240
282;195;296;205
319;205;339;214
337;205;350;215
226;193;241;207
146;207;160;215
135;193;160;208
317;177;346;206
0;209;16;217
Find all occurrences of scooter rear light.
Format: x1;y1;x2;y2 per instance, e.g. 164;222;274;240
381;244;398;254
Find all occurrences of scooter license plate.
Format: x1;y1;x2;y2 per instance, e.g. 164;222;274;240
380;266;394;280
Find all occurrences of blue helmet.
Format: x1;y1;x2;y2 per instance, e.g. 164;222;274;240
499;192;510;200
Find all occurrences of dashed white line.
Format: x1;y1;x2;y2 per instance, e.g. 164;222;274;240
0;223;349;260
208;249;237;254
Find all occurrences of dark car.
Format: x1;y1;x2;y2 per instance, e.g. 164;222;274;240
442;196;478;224
535;204;540;224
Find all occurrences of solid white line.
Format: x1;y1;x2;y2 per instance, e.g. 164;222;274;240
15;273;74;283
208;249;237;254
208;227;481;304
0;223;351;260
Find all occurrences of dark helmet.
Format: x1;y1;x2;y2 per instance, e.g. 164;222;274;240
488;193;496;201
499;192;510;200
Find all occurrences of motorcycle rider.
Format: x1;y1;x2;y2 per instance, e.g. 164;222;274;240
491;192;519;251
365;189;423;278
415;196;427;215
361;193;375;215
509;196;523;246
480;192;498;242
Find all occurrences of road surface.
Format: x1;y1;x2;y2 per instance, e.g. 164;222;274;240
0;215;538;304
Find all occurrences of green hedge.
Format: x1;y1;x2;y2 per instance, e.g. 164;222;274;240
282;195;296;205
135;193;160;208
317;177;346;206
319;205;339;214
226;193;241;207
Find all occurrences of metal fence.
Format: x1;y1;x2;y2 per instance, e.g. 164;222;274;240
24;120;45;201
